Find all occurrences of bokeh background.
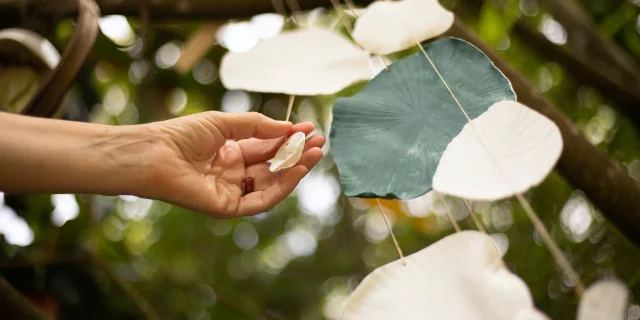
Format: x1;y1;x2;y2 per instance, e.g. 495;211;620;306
2;0;640;319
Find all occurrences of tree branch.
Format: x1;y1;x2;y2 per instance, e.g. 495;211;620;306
22;0;100;118
539;0;640;81
444;20;640;246
458;0;640;128
0;0;374;23
89;252;161;320
0;275;45;320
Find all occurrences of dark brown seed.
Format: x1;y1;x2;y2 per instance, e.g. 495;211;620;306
243;177;254;195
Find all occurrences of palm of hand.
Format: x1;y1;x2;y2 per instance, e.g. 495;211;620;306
146;113;324;218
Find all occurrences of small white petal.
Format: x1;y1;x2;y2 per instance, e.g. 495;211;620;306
270;132;306;172
220;29;372;95
342;231;547;320
353;0;454;55
433;100;563;201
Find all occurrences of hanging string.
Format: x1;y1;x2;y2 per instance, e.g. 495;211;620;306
285;95;295;122
325;0;401;262
392;8;585;296
328;0;357;40
376;199;407;265
343;0;359;16
273;0;300;122
434;191;461;232
286;0;302;25
463;199;487;233
271;0;287;16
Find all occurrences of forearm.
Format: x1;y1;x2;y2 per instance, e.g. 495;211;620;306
0;112;151;196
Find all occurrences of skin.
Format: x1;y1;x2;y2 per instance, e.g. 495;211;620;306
0;111;325;218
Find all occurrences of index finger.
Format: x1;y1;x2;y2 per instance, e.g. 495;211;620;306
209;112;293;140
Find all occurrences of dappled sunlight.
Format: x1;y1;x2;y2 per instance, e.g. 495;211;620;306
155;41;183;69
167;87;188;115
0;205;33;246
284;227;317;257
358;207;395;243
486;202;514;232
323;283;352;320
193;59;217;85
233;222;259;250
584;104;617;145
539;14;567;45
296;172;341;219
51;194;80;227
128;60;150;84
103;84;129;116
560;191;594;243
490;233;509;257
221;90;252;113
99;15;135;47
117;195;153;220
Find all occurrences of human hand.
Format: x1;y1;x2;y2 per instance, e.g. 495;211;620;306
140;112;324;218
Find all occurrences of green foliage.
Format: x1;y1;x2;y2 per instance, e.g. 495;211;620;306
2;3;640;320
477;0;520;46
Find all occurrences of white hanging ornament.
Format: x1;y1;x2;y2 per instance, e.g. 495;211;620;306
219;28;372;96
352;0;454;55
0;28;61;69
0;28;60;113
342;231;548;320
432;100;563;201
577;279;628;320
269;132;306;172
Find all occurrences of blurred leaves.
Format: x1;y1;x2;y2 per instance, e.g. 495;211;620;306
2;2;640;320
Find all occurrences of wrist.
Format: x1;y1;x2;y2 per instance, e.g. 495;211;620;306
95;124;157;198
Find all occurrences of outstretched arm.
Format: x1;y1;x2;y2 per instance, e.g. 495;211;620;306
0;111;324;217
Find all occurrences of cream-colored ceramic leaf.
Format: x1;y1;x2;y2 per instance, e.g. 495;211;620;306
0;28;60;69
342;231;547;320
219;28;372;95
0;66;40;112
577;279;628;320
270;132;306;172
352;0;454;55
432;100;563;201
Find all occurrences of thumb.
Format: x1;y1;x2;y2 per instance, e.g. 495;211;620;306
211;112;292;140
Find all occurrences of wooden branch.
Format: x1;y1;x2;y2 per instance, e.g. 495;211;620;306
0;0;374;21
458;0;640;128
89;252;161;320
538;0;640;90
22;0;100;118
0;275;44;320
511;22;640;126
444;20;640;246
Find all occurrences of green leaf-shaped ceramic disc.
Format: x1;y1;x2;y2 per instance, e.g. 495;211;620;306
330;37;516;199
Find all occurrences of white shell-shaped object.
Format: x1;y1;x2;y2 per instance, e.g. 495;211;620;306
0;28;60;69
577;279;628;320
269;132;306;172
219;28;372;95
352;0;454;55
342;231;548;320
432;100;563;201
